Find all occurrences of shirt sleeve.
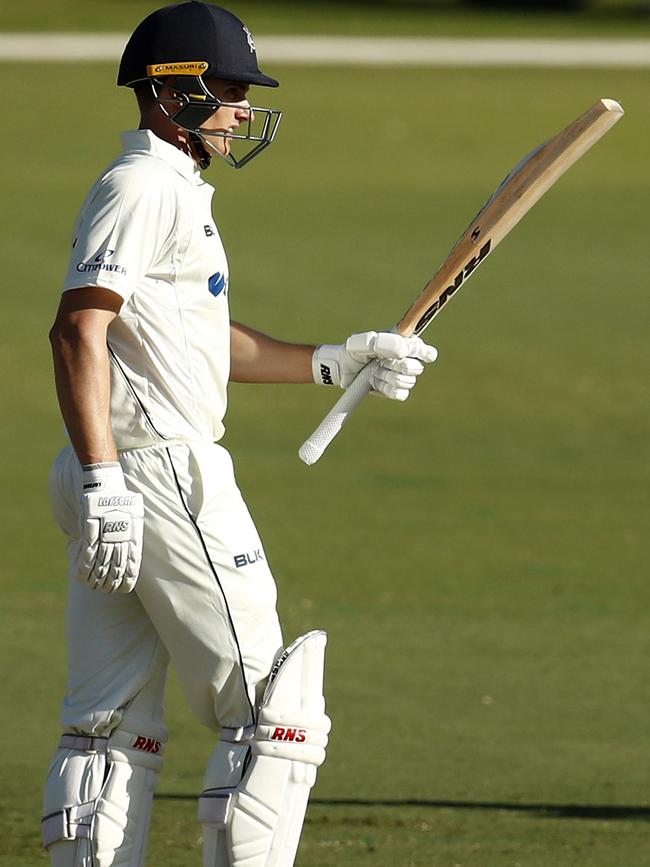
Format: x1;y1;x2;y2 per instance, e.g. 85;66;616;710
62;165;175;303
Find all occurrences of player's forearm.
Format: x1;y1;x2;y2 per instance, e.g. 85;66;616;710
230;321;315;383
49;320;118;465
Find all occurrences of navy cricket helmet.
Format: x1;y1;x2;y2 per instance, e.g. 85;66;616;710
118;2;282;169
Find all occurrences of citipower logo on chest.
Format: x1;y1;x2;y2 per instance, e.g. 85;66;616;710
76;249;127;276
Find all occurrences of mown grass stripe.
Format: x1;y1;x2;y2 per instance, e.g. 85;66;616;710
1;34;650;66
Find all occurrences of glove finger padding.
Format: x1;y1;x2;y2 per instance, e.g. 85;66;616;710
379;357;425;376
99;541;127;592
111;542;128;591
71;493;144;594
370;367;417;401
401;336;438;364
346;331;402;361
74;515;102;580
93;540;115;588
122;514;144;593
347;332;438;364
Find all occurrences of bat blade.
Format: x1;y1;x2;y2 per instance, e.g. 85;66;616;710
398;97;623;338
298;98;624;466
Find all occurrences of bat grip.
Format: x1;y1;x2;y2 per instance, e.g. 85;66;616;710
298;360;379;465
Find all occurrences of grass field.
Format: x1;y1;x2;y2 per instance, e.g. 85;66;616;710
1;30;650;867
2;0;650;36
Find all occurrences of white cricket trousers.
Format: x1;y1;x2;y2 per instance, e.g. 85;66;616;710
49;439;284;734
43;441;284;864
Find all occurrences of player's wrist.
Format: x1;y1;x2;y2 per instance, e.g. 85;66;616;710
81;461;127;495
312;345;343;387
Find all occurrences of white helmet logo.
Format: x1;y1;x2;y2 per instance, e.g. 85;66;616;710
243;25;256;53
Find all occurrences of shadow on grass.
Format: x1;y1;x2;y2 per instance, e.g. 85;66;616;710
155;794;650;821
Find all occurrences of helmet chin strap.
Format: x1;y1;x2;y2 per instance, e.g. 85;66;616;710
188;132;211;170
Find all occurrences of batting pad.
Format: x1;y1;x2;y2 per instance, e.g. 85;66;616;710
199;630;331;867
42;720;166;867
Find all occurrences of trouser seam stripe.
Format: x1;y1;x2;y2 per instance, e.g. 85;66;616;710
164;447;256;727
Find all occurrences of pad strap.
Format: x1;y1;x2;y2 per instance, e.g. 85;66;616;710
59;733;109;752
198;788;236;827
42;801;96;847
197;724;255;824
220;724;256;744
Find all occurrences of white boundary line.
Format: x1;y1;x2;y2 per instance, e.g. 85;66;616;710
1;34;650;66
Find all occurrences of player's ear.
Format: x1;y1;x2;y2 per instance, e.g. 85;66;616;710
134;80;156;115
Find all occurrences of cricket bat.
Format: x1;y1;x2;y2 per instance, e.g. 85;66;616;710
299;97;624;466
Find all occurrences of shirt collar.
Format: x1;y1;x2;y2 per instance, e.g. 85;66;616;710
120;129;202;184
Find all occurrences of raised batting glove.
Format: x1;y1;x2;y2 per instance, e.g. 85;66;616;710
312;331;438;401
71;462;144;593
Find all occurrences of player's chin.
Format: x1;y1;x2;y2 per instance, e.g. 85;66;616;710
203;131;231;155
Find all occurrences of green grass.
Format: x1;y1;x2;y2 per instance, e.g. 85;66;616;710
2;61;649;866
2;0;650;36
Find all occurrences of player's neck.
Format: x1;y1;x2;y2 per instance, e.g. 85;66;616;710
138;112;199;164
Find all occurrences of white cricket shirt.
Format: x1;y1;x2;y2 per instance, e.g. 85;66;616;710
63;129;231;450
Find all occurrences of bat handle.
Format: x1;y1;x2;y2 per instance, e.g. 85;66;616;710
298;360;379;465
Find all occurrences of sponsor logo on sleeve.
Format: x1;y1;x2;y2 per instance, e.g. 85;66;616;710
208;271;228;297
76;250;127;276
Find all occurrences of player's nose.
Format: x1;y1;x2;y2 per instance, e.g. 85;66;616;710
236;101;254;123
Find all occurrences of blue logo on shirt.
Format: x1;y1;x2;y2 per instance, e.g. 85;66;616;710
208;272;227;297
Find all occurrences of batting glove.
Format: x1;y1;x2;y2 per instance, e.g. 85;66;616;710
312;331;438;401
71;462;144;593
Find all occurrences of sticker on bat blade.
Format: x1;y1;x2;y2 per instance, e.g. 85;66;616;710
415;239;491;334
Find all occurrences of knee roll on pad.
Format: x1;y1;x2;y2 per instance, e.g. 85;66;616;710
42;717;167;867
200;630;331;867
